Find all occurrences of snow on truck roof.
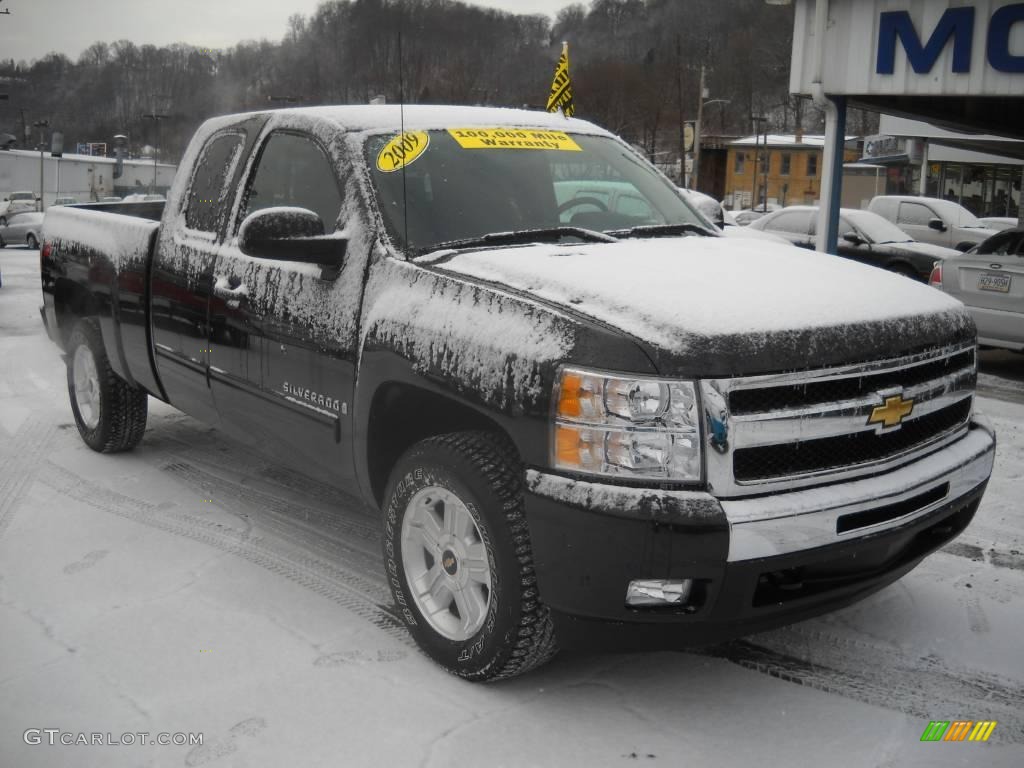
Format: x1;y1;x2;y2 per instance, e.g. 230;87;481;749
202;104;614;137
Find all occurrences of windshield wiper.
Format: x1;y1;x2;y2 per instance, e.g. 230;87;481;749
422;226;619;256
606;222;718;239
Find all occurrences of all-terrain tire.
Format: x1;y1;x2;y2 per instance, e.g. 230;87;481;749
382;431;558;682
66;320;148;452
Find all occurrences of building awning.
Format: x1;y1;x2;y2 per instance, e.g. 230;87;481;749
878;116;1024;163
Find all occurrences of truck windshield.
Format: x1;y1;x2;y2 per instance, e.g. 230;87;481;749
365;128;708;255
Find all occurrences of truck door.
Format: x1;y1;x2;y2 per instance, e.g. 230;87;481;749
211;129;359;486
896;200;946;247
150;131;246;423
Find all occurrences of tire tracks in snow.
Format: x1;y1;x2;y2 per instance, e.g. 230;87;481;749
0;415;58;539
706;625;1024;743
38;460;410;648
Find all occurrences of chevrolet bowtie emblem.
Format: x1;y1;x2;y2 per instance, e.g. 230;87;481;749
868;394;915;429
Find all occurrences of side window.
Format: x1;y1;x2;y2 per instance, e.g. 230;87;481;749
806;154;818;177
185;133;244;232
734;153;746;174
897;202;934;226
780;153;791;176
768;211;812;234
241;132;343;231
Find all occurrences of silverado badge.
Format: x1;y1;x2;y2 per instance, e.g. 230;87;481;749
868;393;915;431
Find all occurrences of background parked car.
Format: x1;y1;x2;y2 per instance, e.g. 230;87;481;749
749;205;959;280
52;196;79;206
930;227;1024;352
868;195;998;251
732;204;780;227
0;211;44;249
0;190;38;225
979;217;1019;232
678;189;790;244
121;193;166;203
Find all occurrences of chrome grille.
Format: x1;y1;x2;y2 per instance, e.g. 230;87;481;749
700;343;976;497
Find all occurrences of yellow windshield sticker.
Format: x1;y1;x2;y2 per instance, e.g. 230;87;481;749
376;131;430;173
447;128;582;151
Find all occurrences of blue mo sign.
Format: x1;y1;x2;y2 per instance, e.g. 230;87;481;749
877;4;1024;74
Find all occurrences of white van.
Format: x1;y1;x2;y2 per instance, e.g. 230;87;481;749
868;195;997;251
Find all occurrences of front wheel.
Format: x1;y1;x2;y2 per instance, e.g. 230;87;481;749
67;320;148;452
382;431;557;681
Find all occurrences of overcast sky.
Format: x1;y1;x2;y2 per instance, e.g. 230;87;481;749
0;0;579;64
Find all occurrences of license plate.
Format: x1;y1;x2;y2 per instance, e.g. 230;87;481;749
978;272;1011;293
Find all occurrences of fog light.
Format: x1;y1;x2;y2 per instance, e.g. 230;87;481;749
625;579;693;607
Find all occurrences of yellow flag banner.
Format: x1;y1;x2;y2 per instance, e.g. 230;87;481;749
546;42;574;117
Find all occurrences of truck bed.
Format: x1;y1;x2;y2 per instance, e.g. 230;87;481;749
41;205;162;395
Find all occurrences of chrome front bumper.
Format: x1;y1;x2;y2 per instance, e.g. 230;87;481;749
722;416;995;561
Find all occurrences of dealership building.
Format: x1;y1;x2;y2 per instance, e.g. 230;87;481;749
787;0;1023;251
0;148;176;207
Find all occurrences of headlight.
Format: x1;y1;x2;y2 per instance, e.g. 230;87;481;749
552;367;702;481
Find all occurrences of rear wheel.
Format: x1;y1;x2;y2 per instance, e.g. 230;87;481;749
0;216;7;227
26;233;38;249
382;431;557;681
67;320;148;452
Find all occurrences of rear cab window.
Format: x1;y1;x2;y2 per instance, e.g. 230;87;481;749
185;133;246;234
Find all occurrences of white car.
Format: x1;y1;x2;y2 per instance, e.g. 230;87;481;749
867;195;998;251
52;196;79;206
979;217;1019;232
0;191;38;225
930;227;1024;351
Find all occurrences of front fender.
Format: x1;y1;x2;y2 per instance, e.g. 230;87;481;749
353;257;655;498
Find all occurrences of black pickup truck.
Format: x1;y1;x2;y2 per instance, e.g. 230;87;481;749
40;105;996;681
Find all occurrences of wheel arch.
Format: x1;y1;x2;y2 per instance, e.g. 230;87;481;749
54;278;101;348
363;380;521;508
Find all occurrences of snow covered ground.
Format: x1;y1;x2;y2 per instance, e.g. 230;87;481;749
1;247;1022;767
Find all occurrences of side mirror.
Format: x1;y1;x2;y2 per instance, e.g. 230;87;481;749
842;231;863;246
928;217;947;232
238;207;346;270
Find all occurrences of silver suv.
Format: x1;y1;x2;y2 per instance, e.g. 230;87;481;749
868;195;997;251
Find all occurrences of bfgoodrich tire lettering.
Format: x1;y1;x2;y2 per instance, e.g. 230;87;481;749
382;431;557;681
67;320;148;452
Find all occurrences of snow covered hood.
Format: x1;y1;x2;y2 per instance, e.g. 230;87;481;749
431;237;973;375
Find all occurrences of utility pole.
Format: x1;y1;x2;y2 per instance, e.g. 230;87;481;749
693;65;705;191
33;119;49;212
142;111;168;193
675;35;684;186
750;115;767;211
